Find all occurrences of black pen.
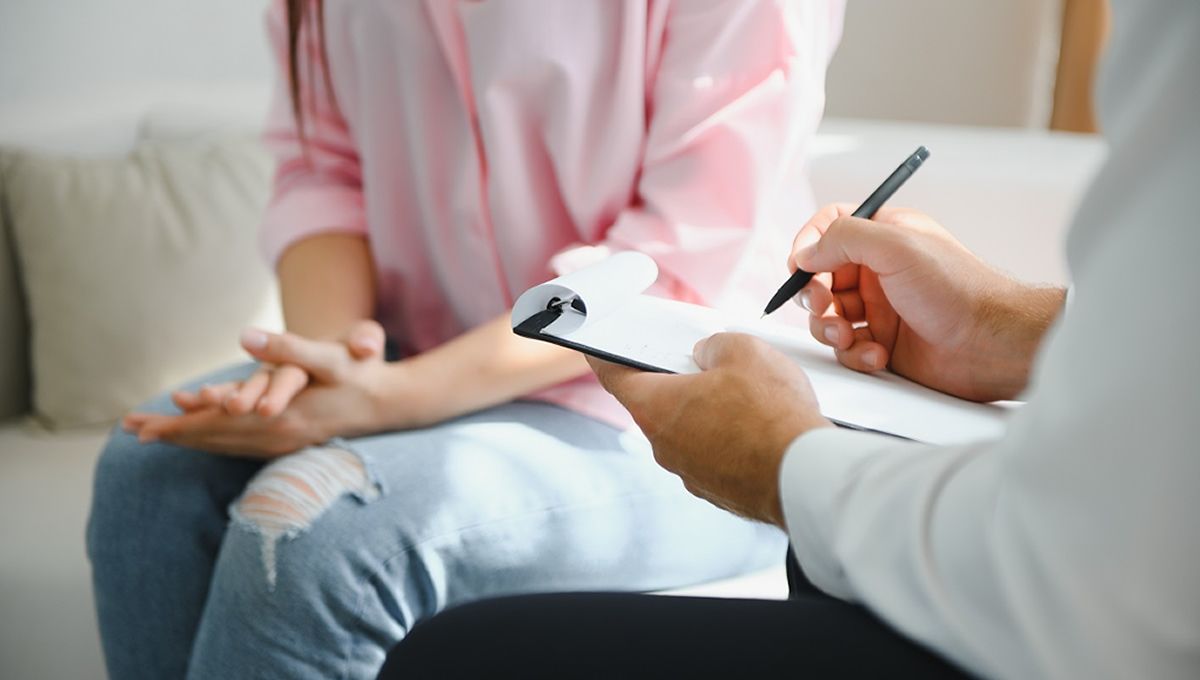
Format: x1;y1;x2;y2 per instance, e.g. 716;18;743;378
762;146;930;317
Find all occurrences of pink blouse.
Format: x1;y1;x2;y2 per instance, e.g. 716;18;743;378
261;0;843;429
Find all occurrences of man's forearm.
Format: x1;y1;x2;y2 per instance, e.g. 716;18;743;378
973;280;1066;400
276;233;376;341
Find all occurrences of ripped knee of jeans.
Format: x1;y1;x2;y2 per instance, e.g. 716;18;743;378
232;445;380;589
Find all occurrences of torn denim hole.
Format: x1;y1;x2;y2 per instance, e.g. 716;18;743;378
230;441;382;590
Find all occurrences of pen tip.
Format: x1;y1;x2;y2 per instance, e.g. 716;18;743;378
760;313;767;319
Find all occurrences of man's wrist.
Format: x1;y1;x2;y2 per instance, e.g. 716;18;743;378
973;279;1066;399
764;418;834;527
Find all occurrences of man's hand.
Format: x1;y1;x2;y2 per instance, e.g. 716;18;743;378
589;334;832;527
792;204;1065;402
122;321;422;458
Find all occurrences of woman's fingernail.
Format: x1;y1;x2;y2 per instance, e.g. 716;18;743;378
823;326;840;344
863;350;882;369
241;329;268;350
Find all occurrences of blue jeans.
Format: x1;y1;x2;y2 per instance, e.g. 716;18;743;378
86;363;784;679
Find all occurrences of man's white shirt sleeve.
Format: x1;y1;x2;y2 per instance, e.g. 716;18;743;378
778;2;1200;678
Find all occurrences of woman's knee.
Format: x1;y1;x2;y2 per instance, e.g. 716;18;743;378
86;426;188;560
89;363;260;497
222;445;382;591
86;365;263;559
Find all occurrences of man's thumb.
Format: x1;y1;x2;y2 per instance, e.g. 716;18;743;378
694;333;764;371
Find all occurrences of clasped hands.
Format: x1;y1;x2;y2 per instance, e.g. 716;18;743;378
123;320;414;458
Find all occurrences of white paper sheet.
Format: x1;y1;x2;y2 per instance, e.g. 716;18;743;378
512;252;1012;445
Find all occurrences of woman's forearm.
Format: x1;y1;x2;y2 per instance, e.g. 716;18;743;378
383;313;591;427
275;236;584;429
276;233;376;341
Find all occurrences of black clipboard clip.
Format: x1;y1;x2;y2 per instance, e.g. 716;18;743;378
512;297;672;374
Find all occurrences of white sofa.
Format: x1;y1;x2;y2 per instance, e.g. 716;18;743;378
0;100;1103;678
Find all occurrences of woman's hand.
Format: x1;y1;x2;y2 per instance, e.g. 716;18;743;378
171;321;386;417
123;321;420;458
791;204;1065;402
125;307;597;458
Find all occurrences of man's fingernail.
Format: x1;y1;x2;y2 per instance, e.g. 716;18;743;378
823;326;839;344
794;228;821;250
863;350;882;369
795;290;812;312
792;244;817;269
241;329;268;350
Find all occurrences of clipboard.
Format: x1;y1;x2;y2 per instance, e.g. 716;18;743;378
511;252;1014;445
514;304;672;375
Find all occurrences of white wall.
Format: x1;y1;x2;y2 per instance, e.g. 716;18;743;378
0;0;272;106
825;0;1063;128
0;0;274;151
2;0;1065;131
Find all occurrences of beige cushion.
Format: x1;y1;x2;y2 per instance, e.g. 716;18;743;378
1;135;282;428
0;167;31;420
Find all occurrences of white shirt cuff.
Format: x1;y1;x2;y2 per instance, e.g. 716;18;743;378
779;426;921;600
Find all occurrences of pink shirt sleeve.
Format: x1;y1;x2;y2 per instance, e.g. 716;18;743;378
558;1;843;304
258;0;367;268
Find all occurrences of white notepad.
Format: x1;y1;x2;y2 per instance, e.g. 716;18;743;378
512;252;1012;444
